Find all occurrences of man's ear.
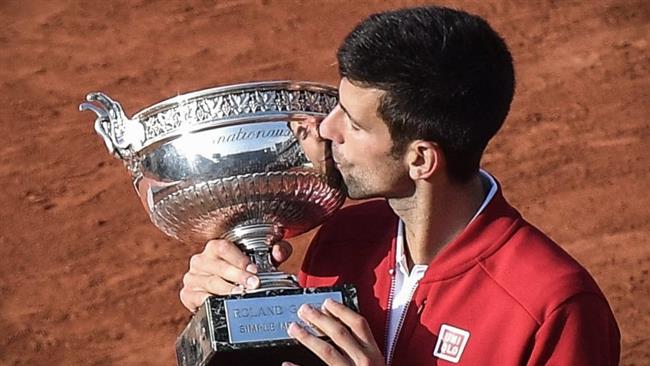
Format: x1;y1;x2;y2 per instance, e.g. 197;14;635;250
405;141;443;180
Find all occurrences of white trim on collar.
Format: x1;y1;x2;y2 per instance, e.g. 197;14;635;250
472;169;498;223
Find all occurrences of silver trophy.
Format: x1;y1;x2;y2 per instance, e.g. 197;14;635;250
80;81;358;366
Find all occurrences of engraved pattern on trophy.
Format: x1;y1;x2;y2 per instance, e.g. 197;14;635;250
151;171;343;244
79;81;345;289
80;81;351;366
136;87;338;145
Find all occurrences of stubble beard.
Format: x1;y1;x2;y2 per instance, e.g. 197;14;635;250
337;153;408;201
339;166;377;200
333;147;402;200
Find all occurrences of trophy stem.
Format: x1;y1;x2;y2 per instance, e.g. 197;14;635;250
223;224;300;290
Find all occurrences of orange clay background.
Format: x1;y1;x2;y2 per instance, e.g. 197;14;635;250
0;1;648;365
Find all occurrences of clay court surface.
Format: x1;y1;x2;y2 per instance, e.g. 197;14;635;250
0;0;648;364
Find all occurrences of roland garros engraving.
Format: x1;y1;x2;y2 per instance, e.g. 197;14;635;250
224;292;343;343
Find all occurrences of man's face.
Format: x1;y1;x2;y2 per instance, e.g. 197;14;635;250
289;117;327;172
319;78;411;199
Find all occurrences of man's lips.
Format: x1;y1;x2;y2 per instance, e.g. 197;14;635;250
330;149;344;169
331;155;341;166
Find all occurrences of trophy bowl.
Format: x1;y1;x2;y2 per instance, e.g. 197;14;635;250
80;81;357;366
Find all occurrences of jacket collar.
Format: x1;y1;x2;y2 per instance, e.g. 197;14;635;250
411;180;522;283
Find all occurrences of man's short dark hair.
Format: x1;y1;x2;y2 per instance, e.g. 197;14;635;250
337;6;515;182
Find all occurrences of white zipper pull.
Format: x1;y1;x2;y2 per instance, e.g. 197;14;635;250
417;299;427;315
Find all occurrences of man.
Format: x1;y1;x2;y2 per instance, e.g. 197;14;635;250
180;6;620;365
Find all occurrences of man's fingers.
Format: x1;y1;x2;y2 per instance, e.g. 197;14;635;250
322;299;375;347
180;273;249;312
179;287;211;313
297;301;384;366
183;269;256;296
189;254;259;290
203;239;252;270
287;322;349;366
297;304;369;363
180;239;261;314
183;272;231;293
272;241;293;264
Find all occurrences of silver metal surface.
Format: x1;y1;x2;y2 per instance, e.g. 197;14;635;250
80;81;345;289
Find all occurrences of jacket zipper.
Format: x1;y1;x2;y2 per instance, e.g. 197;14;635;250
383;269;396;365
384;273;419;366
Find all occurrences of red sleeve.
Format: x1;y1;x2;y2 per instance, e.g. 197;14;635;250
527;292;620;366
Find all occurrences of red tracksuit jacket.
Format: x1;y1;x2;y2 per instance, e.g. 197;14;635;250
298;189;620;365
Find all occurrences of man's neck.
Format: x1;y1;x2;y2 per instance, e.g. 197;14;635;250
388;173;487;270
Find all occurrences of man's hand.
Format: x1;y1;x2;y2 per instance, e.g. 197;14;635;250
283;298;386;366
179;239;292;312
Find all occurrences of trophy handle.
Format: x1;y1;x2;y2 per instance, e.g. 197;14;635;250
79;92;145;159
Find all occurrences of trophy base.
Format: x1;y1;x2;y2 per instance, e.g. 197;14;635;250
176;285;358;366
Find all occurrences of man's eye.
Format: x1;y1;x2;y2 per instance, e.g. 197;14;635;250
348;119;361;131
344;113;361;131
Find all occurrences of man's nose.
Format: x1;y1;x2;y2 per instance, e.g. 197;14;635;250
319;105;343;144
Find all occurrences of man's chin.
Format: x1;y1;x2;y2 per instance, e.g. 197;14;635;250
337;171;379;200
346;192;383;201
342;183;380;201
